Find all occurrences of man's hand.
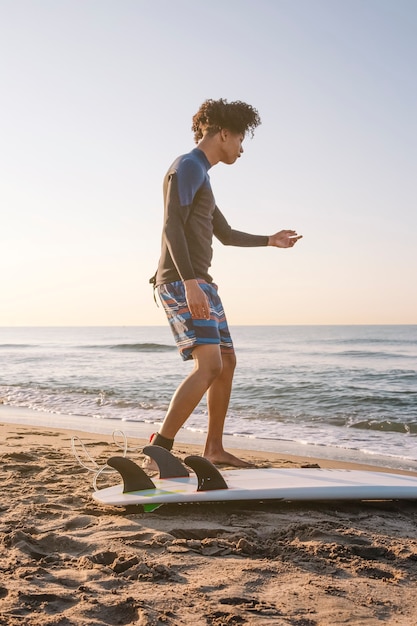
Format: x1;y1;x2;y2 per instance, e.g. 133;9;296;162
268;230;303;248
184;279;211;319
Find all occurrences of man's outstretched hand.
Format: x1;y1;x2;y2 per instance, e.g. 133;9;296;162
268;230;303;248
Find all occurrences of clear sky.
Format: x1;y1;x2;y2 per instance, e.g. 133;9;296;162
1;0;416;326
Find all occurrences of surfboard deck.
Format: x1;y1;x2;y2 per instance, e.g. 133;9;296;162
92;447;417;509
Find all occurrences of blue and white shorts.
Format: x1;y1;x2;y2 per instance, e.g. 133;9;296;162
158;280;234;361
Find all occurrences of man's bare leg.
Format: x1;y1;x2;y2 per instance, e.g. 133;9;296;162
158;344;223;437
203;351;252;467
143;345;223;469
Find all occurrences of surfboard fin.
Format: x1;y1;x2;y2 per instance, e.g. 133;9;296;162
184;456;228;491
143;445;190;479
107;456;156;493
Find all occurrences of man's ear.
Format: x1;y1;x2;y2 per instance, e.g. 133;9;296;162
219;128;229;141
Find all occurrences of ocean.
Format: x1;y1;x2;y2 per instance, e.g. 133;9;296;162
1;325;416;471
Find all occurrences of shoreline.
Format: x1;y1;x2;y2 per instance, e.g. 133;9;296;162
1;403;416;474
3;420;417;478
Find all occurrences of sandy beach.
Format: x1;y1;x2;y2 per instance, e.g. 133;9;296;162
1;420;417;626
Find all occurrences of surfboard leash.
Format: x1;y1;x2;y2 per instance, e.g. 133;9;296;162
70;429;142;491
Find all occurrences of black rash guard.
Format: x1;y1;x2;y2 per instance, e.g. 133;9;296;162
155;148;269;286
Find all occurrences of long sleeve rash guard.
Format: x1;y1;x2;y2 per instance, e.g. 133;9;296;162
155;148;269;286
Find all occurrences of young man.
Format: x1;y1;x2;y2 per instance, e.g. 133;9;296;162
146;98;302;468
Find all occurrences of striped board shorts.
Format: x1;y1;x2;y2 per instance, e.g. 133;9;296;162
158;280;234;361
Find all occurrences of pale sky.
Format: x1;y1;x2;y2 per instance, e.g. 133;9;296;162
1;0;416;326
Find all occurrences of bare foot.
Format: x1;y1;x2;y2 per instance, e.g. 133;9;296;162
203;450;254;467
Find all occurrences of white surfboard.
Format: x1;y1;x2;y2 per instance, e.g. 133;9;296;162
92;446;417;510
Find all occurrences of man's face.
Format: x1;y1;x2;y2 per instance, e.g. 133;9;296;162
220;130;245;164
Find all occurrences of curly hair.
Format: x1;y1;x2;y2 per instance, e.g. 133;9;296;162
192;98;261;143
